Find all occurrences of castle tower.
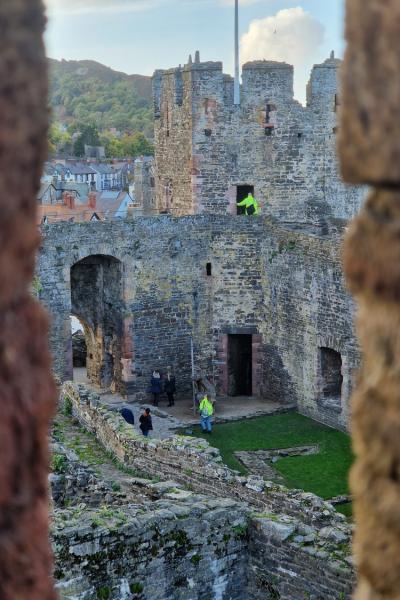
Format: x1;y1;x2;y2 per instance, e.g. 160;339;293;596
307;52;341;127
153;58;225;215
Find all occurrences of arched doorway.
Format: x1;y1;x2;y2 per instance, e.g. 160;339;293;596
70;254;123;392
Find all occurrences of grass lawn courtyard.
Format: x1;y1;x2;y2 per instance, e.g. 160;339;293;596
184;412;353;511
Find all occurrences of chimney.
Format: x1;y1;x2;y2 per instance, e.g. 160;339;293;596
63;191;75;210
88;191;97;209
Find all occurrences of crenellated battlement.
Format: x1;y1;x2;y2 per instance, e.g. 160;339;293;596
153;51;362;223
153;53;341;115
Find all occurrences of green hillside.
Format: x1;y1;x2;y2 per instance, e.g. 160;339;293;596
49;59;153;139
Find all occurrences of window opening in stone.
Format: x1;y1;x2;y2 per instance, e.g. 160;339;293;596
228;334;252;396
319;347;343;409
204;128;212;137
236;185;254;216
206;262;212;276
334;93;340;112
265;102;276;136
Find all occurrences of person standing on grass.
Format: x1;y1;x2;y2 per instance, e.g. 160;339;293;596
139;408;153;437
164;367;176;407
150;369;162;406
199;394;214;434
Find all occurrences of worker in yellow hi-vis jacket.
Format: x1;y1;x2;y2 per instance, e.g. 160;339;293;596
199;395;214;434
237;192;260;215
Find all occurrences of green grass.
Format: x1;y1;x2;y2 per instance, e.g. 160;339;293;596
335;502;353;518
186;412;353;500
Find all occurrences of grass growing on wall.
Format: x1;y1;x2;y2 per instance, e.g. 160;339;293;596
186;412;353;501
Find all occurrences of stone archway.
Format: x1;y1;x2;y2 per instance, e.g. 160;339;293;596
70;254;124;392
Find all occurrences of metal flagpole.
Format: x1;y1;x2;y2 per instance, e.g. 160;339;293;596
234;0;240;105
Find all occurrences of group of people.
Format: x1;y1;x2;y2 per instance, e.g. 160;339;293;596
149;368;176;407
120;367;216;438
122;395;215;439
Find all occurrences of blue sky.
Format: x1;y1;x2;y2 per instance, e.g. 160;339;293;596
44;0;345;103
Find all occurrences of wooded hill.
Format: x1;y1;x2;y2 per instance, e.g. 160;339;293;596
49;58;153;139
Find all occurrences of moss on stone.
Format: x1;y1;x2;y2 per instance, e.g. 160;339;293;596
96;587;111;600
51;453;68;474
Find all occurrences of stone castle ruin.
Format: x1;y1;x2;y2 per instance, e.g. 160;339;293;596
153;53;364;222
3;1;400;599
39;54;363;432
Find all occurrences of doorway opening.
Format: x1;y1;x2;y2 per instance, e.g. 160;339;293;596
319;347;343;408
70;254;123;392
70;316;89;383
228;334;252;396
236;185;254;215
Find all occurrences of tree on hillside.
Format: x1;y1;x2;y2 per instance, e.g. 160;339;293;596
48;123;72;156
73;123;101;157
102;131;154;159
122;132;154;157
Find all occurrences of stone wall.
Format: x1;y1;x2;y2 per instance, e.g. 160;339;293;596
54;498;249;600
55;382;355;599
153;56;365;223
0;1;56;598
38;214;358;430
133;157;155;215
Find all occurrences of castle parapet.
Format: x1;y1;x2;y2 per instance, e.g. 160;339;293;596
241;60;294;105
307;53;342;116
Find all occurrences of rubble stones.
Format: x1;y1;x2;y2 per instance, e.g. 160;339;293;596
52;382;356;599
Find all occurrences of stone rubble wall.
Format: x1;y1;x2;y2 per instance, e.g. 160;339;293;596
54;497;249;600
39;215;358;431
58;382;356;599
339;1;400;597
50;441;118;509
0;1;56;598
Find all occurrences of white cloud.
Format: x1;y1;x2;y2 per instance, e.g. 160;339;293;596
240;7;325;66
44;0;160;15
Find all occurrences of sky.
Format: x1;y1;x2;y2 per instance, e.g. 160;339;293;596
44;0;345;103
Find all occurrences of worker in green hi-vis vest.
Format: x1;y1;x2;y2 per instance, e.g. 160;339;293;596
237;192;260;215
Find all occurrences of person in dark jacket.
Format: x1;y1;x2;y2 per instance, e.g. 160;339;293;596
120;405;135;427
164;367;176;407
150;369;162;406
139;408;153;437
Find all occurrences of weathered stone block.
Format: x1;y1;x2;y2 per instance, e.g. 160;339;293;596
340;0;400;184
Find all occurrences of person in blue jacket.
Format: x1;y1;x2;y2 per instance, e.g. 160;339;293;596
120;405;135;428
150;369;162;406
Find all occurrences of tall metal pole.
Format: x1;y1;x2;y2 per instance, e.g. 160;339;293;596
234;0;240;105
